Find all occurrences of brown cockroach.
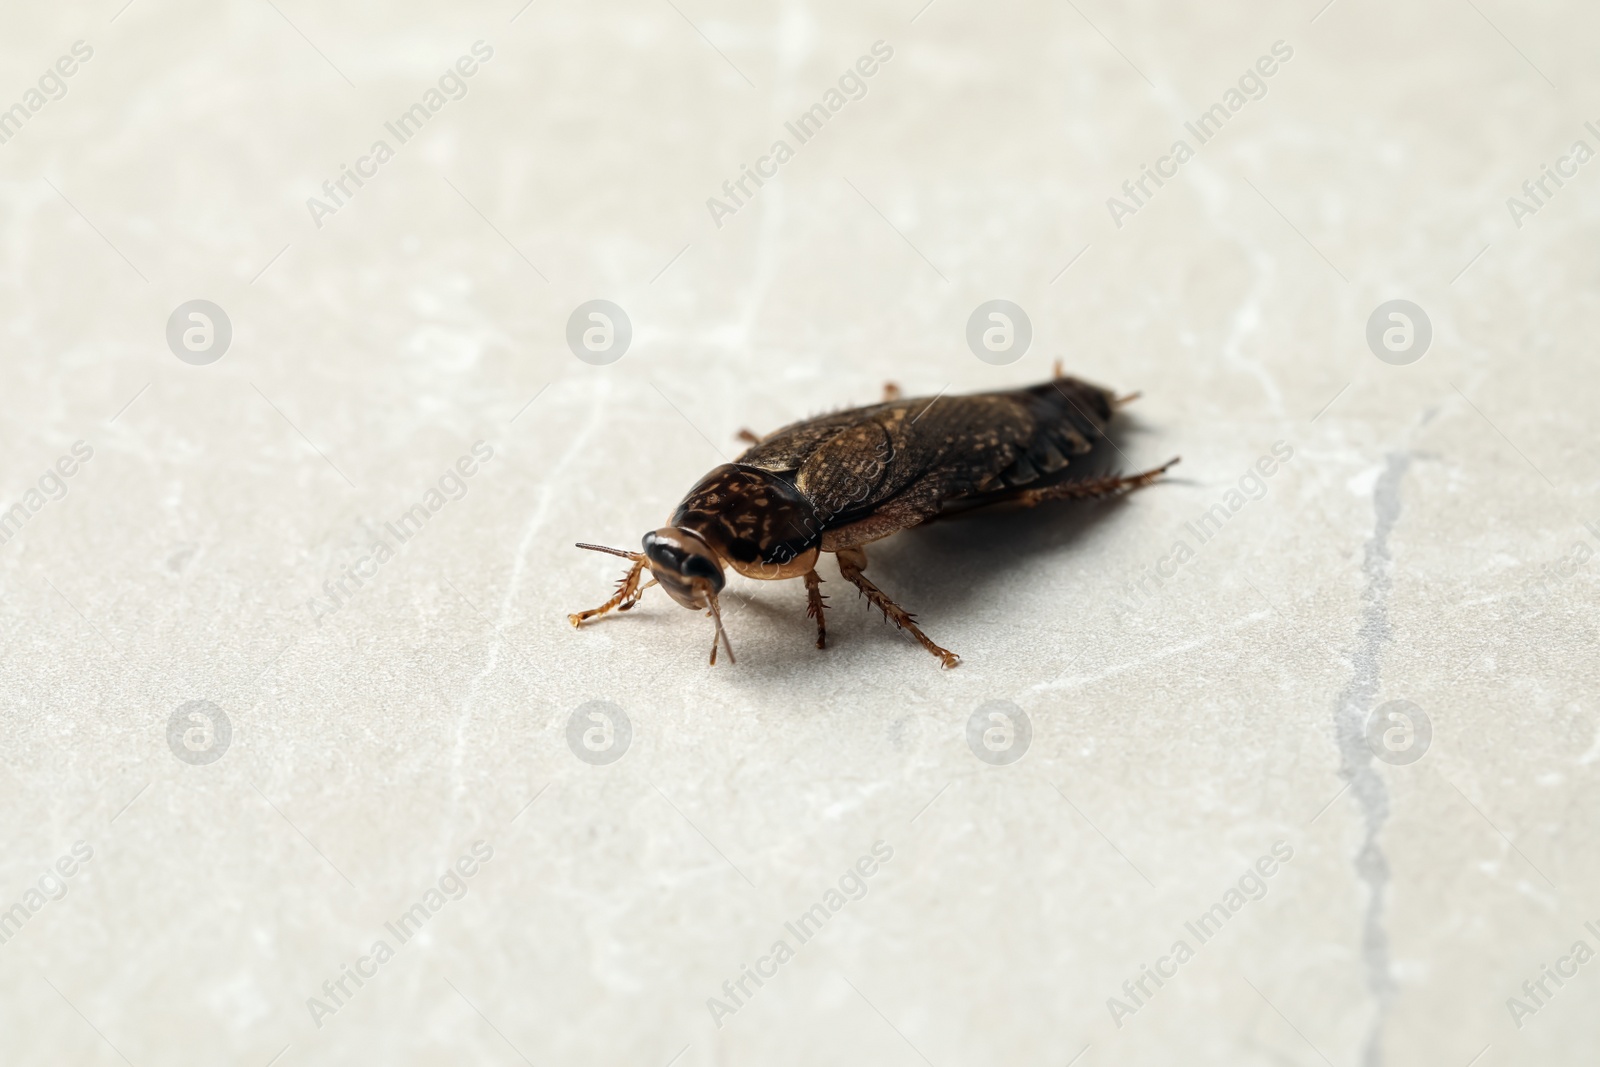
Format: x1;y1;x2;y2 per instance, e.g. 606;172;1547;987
569;365;1177;668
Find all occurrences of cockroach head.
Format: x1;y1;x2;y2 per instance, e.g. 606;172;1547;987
642;527;726;609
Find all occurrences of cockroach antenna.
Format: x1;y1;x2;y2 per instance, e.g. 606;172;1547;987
706;594;735;666
575;542;644;561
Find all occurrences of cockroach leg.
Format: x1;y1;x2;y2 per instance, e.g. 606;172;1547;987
803;569;828;649
618;578;657;612
736;428;762;445
882;382;902;401
834;547;960;669
567;553;647;627
1112;390;1142;408
1011;457;1180;508
706;591;736;665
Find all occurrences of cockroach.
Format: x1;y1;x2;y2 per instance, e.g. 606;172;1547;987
569;364;1177;668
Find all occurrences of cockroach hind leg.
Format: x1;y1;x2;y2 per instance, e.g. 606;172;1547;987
834;547;960;669
1011;456;1179;508
568;545;648;627
803;569;828;650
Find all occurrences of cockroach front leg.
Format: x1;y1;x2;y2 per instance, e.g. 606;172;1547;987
567;556;647;627
803;569;828;649
834;547;959;669
618;577;657;611
736;428;762;445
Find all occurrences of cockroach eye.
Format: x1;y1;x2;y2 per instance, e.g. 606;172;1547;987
641;528;726;594
682;555;722;582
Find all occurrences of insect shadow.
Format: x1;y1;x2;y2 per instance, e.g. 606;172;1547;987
723;452;1177;679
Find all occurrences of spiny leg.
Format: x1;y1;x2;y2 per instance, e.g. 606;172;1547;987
618;578;656;612
1012;457;1179;508
834;547;959;669
803;569;828;649
567;557;646;627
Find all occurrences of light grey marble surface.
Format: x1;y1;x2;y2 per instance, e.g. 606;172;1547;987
1;1;1596;1064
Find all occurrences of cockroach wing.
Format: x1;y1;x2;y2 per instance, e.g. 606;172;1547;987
735;405;892;471
790;418;902;522
737;376;1119;529
787;394;1036;524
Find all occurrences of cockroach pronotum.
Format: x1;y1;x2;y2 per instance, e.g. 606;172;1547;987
569;364;1178;668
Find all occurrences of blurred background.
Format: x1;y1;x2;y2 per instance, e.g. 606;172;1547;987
1;1;1596;1064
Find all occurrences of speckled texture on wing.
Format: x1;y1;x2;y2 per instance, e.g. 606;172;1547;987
735;404;897;471
735;376;1118;527
803;394;1034;525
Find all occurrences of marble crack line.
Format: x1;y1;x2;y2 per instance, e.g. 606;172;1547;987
450;381;612;817
1217;241;1285;418
1332;451;1410;1067
1025;606;1274;695
1028;630;1215;694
